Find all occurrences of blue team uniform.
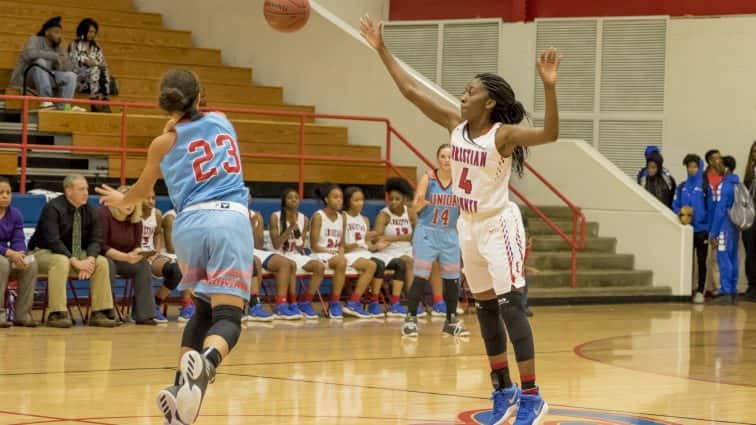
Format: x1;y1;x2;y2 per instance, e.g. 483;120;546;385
413;170;461;279
161;112;252;301
709;173;740;296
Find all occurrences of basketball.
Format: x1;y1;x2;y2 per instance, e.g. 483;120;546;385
264;0;310;33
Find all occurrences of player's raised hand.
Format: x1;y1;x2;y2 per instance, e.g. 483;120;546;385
359;14;384;51
537;47;561;88
95;184;128;208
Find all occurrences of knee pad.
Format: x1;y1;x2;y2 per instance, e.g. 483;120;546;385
475;298;507;357
207;305;244;350
161;262;182;290
498;292;534;362
371;258;386;278
180;297;213;351
387;258;407;281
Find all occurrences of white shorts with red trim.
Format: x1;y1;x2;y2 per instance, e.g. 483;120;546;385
458;204;526;295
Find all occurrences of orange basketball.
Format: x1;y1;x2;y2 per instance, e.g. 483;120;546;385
264;0;310;33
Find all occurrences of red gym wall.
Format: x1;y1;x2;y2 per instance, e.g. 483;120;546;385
389;0;756;22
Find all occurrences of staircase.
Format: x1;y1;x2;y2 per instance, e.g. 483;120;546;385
523;206;671;303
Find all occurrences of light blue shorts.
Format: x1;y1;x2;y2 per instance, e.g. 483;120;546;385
174;209;253;301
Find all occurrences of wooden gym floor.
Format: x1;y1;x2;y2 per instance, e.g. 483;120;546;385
0;303;754;424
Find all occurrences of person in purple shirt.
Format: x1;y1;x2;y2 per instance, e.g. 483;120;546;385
0;177;39;327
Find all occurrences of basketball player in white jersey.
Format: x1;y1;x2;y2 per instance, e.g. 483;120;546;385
142;190;182;323
269;188;326;319
309;184;349;319
361;16;560;425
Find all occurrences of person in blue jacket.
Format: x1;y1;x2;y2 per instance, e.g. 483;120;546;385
673;154;709;303
709;155;740;305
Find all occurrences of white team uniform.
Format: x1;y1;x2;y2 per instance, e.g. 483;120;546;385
377;206;413;260
141;208;158;251
451;122;526;295
312;210;343;263
271;210;314;270
343;212;374;266
249;210;276;266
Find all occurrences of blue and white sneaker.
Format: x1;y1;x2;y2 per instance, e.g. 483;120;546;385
299;301;319;320
289;303;303;318
245;304;273;322
343;300;371;319
154;306;168;324
329;301;343;319
431;301;447;317
387;302;408;317
367;301;384;318
487;385;521;425
417;304;428;318
177;304;195;323
274;303;300;320
513;391;548;425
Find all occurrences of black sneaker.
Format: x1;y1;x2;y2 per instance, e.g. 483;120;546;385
156;385;185;425
442;318;470;337
708;295;736;306
401;315;418;337
170;350;216;424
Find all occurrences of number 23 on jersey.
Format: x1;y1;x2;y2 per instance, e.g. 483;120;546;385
188;133;241;183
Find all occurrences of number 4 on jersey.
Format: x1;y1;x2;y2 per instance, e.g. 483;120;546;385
458;167;473;194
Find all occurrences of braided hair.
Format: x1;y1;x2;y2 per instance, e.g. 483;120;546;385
279;187;298;252
465;73;529;177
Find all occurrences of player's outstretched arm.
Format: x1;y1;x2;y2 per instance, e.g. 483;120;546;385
496;48;561;152
411;173;431;215
96;132;174;208
360;15;460;133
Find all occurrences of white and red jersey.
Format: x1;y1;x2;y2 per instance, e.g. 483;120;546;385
344;212;369;250
271;210;306;254
141;208;158;250
450;122;511;216
315;210;343;254
381;205;412;253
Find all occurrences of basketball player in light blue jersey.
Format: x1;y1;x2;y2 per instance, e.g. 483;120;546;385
403;144;469;338
97;69;251;425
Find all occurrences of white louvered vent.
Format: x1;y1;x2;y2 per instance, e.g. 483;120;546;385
535;20;597;113
535;119;594;143
441;22;499;97
383;24;440;83
598;120;663;176
600;18;667;112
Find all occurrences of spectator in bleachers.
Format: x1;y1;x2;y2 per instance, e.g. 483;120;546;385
742;141;756;302
28;174;116;328
673;154;709;304
9;17;85;112
0;177;39;327
639;149;676;209
709;156;740;305
98;186;159;325
69;18;112;113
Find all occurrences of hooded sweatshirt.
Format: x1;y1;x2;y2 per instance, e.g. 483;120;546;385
640;151;676;209
709;173;741;239
636;145;671;184
673;160;708;233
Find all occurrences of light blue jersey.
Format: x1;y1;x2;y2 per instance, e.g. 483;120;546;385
161;112;248;212
417;170;459;230
413;170;461;279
